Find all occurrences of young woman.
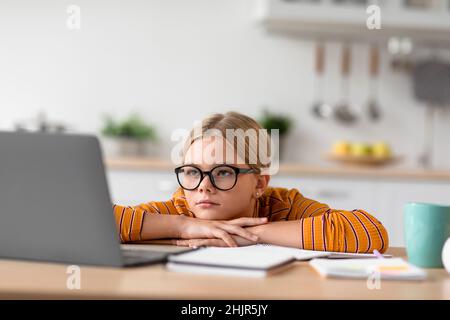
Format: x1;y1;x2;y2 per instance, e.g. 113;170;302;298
113;112;389;253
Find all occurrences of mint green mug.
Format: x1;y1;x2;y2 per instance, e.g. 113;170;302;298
404;202;450;268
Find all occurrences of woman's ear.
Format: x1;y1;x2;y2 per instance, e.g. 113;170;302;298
255;175;270;198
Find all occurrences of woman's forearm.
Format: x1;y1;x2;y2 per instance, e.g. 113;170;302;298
248;221;303;248
140;213;185;240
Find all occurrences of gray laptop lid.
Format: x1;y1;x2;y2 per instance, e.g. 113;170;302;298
0;131;124;267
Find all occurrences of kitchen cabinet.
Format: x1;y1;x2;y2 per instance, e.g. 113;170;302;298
106;170;178;206
271;174;450;247
106;166;450;247
256;0;450;46
372;180;450;247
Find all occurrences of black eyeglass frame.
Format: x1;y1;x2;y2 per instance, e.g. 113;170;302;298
174;164;258;191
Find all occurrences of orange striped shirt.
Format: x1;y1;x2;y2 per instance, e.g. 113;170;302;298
113;186;389;253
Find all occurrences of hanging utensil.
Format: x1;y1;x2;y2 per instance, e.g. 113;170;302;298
367;45;382;122
412;55;450;168
413;58;450;106
311;43;332;119
334;44;358;124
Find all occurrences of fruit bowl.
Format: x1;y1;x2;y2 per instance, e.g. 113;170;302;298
328;141;402;167
326;153;402;166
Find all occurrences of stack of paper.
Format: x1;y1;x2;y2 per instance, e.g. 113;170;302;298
309;257;427;280
239;244;392;260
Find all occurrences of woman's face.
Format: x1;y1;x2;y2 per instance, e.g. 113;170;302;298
182;136;268;220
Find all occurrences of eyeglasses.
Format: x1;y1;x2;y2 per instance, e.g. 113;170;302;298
174;164;257;191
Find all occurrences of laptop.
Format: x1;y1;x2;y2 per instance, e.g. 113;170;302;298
0;130;185;267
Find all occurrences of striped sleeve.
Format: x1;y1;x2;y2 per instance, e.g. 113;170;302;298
113;200;183;243
112;204;147;243
133;199;181;215
113;188;190;243
287;190;389;253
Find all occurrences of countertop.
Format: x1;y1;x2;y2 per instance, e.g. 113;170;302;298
104;157;450;182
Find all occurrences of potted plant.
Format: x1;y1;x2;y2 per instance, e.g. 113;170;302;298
259;109;293;161
100;114;157;157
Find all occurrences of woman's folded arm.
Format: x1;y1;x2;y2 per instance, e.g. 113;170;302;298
259;188;389;253
112;199;185;243
292;190;389;253
296;208;389;253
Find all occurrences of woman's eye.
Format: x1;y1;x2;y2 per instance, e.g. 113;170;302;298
185;169;199;177
216;170;232;177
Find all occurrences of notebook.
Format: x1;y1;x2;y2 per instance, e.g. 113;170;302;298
309;257;427;280
239;244;393;260
166;244;392;277
166;246;296;277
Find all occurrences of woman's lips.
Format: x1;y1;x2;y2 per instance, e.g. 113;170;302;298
196;200;220;208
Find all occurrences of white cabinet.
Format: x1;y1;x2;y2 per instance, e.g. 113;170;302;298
270;176;379;213
106;170;178;206
106;168;450;247
374;180;450;247
272;174;450;247
256;0;450;45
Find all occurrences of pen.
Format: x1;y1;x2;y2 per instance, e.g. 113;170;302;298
373;249;384;259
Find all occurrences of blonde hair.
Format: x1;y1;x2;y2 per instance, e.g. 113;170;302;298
183;112;272;173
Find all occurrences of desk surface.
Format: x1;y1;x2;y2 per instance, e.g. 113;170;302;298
0;247;449;299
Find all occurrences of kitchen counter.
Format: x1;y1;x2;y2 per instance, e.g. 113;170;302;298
104;157;450;182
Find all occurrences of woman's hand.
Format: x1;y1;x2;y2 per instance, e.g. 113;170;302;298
177;216;268;247
175;235;257;248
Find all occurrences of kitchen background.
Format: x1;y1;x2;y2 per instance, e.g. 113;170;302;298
1;0;450;246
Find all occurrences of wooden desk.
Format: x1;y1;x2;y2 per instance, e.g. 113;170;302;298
0;247;449;299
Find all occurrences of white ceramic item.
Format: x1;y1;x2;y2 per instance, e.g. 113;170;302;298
442;237;450;274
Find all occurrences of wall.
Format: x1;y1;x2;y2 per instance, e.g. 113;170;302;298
1;0;450;168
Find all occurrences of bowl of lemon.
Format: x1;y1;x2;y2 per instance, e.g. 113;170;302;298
327;141;401;166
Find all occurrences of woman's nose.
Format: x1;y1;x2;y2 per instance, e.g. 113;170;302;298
198;174;215;192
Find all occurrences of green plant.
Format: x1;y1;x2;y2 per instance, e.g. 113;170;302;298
101;114;157;141
259;109;293;136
